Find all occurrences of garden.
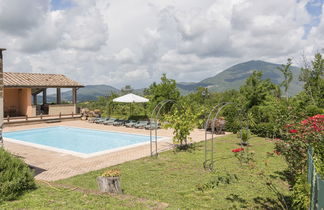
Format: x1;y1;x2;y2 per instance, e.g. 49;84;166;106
0;53;323;209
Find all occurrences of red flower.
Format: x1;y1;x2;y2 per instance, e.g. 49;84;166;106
232;148;244;153
289;129;298;133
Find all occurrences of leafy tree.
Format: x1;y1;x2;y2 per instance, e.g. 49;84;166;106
163;100;202;147
277;58;293;100
240;71;280;109
120;85;133;94
299;53;324;107
144;74;180;114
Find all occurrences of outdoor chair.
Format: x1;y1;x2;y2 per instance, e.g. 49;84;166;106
125;120;137;127
145;122;160;130
96;118;109;124
103;118;118;125
113;119;126;126
134;121;149;129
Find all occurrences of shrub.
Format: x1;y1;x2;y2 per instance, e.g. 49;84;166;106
0;149;36;202
275;114;324;182
292;174;310;210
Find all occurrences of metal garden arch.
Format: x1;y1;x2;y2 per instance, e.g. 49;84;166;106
203;102;246;171
149;100;182;157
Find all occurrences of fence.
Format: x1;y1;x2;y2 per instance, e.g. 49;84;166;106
307;147;324;210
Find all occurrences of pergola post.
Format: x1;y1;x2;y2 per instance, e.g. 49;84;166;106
33;94;37;105
43;89;47;104
0;48;6;148
56;88;61;104
72;88;77;113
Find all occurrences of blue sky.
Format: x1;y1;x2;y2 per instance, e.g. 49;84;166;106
51;0;73;11
304;0;324;38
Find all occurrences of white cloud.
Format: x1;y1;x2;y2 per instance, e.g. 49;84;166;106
0;0;322;89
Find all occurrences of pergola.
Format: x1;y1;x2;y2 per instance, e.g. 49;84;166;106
3;72;84;117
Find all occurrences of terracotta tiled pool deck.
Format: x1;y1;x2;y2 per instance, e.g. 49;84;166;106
3;120;227;181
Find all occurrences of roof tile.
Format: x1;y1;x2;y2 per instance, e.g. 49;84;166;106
4;72;83;88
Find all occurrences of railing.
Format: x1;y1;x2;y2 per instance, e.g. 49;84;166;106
307;147;324;210
5;112;81;123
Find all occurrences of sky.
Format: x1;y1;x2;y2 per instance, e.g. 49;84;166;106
0;0;323;89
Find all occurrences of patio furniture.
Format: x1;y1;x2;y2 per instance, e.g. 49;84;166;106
125;120;137;127
134;121;149;129
96;118;109;124
103;118;118;125
145;122;160;130
113;119;126;126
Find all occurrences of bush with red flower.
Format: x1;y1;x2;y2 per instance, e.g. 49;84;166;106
275;114;324;182
231;147;255;166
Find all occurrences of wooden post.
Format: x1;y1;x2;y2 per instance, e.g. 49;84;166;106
0;48;6;148
56;88;61;104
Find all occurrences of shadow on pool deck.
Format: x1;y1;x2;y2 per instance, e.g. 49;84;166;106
29;165;47;176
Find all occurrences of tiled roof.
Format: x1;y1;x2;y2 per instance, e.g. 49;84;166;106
4;72;84;88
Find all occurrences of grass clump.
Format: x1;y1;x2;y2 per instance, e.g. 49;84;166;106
0;148;36;202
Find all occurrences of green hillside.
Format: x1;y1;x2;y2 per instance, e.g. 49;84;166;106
178;60;303;95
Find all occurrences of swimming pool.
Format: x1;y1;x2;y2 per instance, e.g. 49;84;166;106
4;126;163;158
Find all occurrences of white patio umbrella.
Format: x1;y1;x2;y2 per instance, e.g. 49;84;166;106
113;93;149;115
113;93;149;103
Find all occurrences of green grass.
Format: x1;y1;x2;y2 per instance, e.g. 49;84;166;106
1;135;291;209
0;182;154;209
57;135;291;209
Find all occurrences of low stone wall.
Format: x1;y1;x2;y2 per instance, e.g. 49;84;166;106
48;104;76;115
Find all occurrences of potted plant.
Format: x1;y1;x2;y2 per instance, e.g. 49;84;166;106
239;128;251;146
96;169;122;194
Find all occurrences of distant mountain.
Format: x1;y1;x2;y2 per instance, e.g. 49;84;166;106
46;85;120;102
177;60;303;95
45;60;304;102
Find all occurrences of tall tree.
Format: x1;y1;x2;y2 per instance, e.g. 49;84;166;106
277;58;293;100
299;53;324;107
240;71;280;109
121;85;133;94
144;74;180;114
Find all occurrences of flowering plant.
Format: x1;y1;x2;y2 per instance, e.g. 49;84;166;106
101;169;121;177
275;114;324;181
232;147;254;166
232;148;244;153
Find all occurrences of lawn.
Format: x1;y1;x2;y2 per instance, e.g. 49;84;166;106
1;134;291;209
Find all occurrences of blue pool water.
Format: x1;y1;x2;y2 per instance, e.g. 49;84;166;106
4;126;153;154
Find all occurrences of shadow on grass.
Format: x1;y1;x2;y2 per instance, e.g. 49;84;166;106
174;143;199;153
253;196;293;210
272;170;294;186
225;194;248;208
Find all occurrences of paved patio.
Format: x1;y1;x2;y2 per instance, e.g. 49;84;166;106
3;120;227;181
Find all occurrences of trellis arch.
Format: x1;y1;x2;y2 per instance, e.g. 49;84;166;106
149;99;182;157
203;102;247;171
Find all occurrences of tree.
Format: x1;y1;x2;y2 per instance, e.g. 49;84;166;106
240;71;280;109
163;101;201;147
277;58;293;100
299;53;324;107
144;74;180;114
121;85;133;94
